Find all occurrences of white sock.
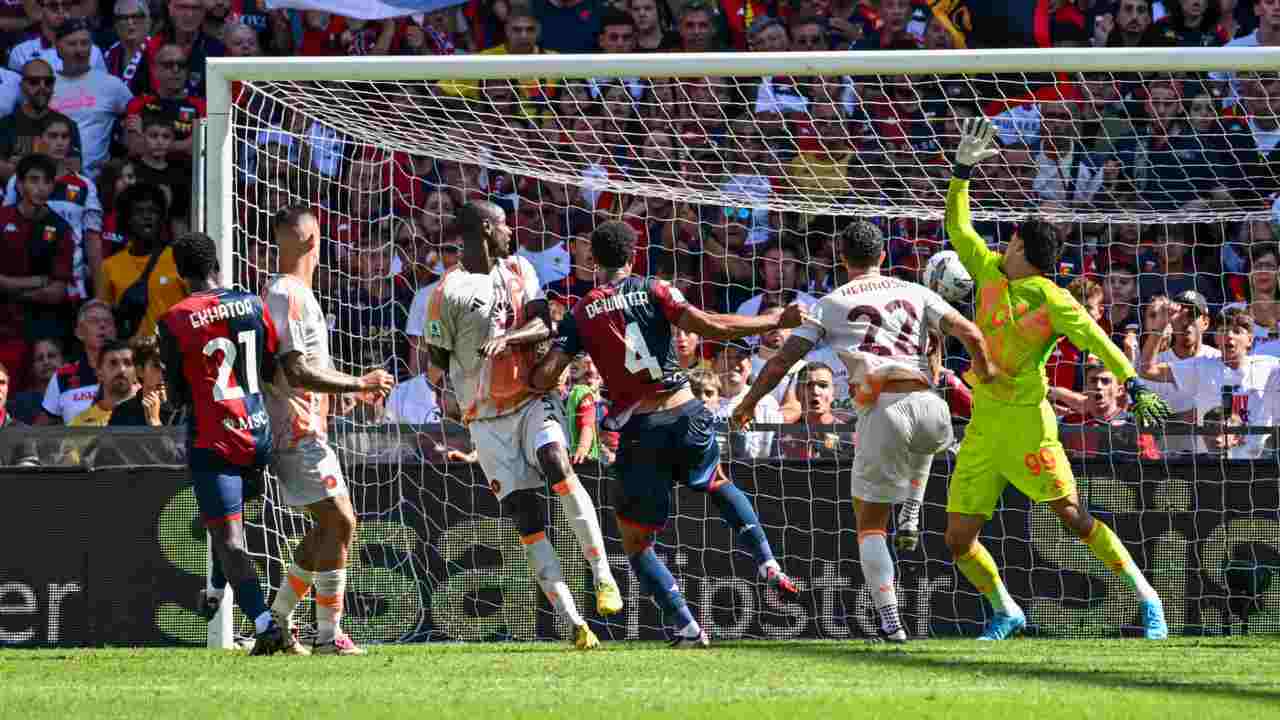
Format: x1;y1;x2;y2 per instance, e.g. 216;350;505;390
207;588;225;600
313;568;347;643
523;536;584;627
859;533;901;633
253;611;272;635
554;479;613;584
270;563;314;626
757;558;781;580
677;620;702;638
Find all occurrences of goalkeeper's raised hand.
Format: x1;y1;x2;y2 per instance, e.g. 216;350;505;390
955;117;1000;168
1125;377;1172;427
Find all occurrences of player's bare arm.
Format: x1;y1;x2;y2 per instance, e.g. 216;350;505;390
730;334;814;431
529;347;574;393
1137;298;1177;384
280;350;395;399
939;310;998;384
479;299;552;357
677;302;809;342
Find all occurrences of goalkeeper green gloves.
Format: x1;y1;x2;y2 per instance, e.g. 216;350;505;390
1124;377;1172;427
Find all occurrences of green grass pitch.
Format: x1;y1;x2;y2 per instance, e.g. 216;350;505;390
2;639;1277;719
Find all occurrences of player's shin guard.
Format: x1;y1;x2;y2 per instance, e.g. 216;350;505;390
313;569;347;643
955;542;1021;615
708;483;778;578
522;533;585;627
552;477;613;582
270;563;314;628
628;546;698;635
1083;520;1159;602
858;531;902;635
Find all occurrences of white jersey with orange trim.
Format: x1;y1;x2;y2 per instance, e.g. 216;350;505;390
261;274;332;450
425;255;543;424
792;274;955;410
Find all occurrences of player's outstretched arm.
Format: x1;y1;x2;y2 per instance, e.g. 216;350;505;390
946;117;1001;275
1136;298;1176;384
730;335;814;431
940;310;998;384
530;348;574;393
479;299;553;357
677;303;809;342
281;351;394;399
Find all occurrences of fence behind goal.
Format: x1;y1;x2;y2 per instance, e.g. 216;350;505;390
204;49;1280;644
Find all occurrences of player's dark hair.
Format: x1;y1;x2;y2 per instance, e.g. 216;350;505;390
98;338;132;366
591;220;637;271
839;220;885;268
16;153;56;182
1018;218;1062;275
171;230;220;281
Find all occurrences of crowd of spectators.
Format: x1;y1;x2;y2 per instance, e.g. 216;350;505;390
0;0;1277;466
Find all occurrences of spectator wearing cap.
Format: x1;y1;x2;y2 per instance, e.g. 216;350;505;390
1114;80;1227;211
0;59;83;185
714;340;782;459
1143;0;1228;45
5;116;102;302
532;0;605;54
49;19;134;179
124;44;207;161
41;298;115;425
8;0;109;74
97;183;186;340
1139;291;1221;453
676;1;719;51
142;0;227;98
0;154;75;388
1062;358;1161;458
629;0;676;51
104;0;152;94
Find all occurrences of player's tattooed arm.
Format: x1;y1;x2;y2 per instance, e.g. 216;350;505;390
530;348;574;393
939;310;998;383
730;334;814;431
480;299;552;356
281;351;395;397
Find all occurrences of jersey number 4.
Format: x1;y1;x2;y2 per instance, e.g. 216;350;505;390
623;321;661;380
203;330;261;402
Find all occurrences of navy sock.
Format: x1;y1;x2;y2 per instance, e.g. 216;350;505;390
209;538;227;591
710;483;775;567
233;578;268;626
629;547;696;630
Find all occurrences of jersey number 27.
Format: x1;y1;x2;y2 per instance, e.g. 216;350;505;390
204;330;261;402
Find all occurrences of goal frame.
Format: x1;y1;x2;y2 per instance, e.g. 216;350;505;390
199;46;1280;649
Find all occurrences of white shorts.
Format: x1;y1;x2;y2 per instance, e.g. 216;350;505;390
852;391;953;504
469;395;567;501
272;437;348;508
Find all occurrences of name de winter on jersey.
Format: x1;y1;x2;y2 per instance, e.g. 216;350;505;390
794;275;954;408
554;276;690;429
158;288;279;466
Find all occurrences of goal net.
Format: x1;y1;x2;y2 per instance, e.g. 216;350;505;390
210;49;1280;645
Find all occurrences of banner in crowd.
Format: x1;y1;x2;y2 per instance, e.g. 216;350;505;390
0;459;1277;646
265;0;466;21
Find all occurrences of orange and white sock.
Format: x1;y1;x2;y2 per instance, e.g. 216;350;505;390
552;477;612;583
270;563;313;627
522;531;584;627
314;568;346;644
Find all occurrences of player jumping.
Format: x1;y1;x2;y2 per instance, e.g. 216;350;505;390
530;221;804;648
944;118;1171;640
425;201;622;650
262;206;396;656
158;231;288;655
731;220;997;643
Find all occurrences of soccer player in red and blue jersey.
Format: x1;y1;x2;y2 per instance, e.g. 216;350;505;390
157;231;288;655
531;221;805;647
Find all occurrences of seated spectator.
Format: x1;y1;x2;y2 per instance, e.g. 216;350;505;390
687;366;722;411
751;296;849;420
0;154;76;387
104;0;152;94
0;361;39;465
629;0;674;51
545;232;596;314
715;340;781;459
125;44;207;161
7;117;103;300
49;19;134;178
1139;306;1280;458
69;338;134;426
0;59;83;185
1200;406;1250;458
130;111;192;224
7;336;64;423
8;0;108;74
97;183;187;340
109;334;183;426
777;362;855;460
674;1;718;51
41;299;115;424
143;0;226;97
1062;358;1160;458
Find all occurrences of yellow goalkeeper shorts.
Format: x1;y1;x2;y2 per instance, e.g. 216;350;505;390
946;399;1075;518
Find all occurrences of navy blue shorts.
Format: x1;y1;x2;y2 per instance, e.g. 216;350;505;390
613;399;725;531
189;448;264;528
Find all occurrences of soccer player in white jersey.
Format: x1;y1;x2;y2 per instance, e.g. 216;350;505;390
424;200;622;650
262;205;396;656
732;221;997;642
1140;305;1280;458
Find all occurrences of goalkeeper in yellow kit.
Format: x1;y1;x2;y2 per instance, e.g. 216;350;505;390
944;118;1172;640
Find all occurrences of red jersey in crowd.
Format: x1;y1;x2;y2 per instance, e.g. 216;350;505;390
0;205;74;341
